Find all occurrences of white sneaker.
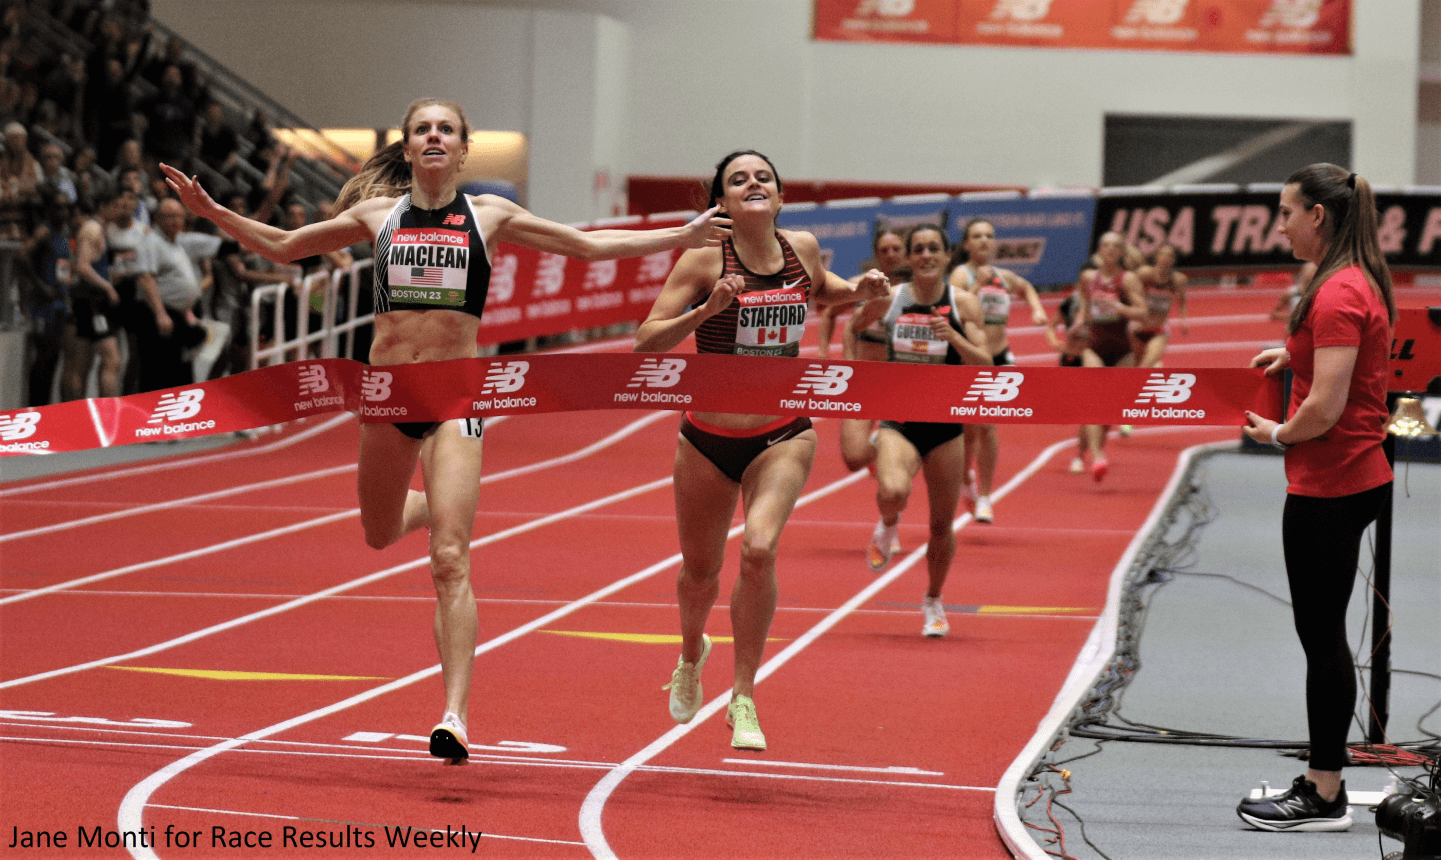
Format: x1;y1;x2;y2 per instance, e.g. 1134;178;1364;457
922;596;949;637
867;519;898;572
1119;424;1133;438
974;496;994;524
663;633;712;724
1068;457;1085;474
429;712;469;763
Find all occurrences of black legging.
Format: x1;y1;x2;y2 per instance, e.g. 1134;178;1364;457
1281;481;1390;772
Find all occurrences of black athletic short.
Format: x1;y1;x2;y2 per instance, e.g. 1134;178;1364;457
877;420;962;459
680;413;812;484
393;417;484;441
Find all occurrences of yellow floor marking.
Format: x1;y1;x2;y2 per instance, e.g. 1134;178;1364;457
106;666;387;681
539;632;785;644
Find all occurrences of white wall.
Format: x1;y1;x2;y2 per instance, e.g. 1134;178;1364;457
154;0;1425;222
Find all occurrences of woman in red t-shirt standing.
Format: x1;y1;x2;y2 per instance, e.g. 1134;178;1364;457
1237;163;1397;833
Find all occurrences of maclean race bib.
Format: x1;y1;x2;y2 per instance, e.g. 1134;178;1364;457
386;227;471;308
735;287;807;357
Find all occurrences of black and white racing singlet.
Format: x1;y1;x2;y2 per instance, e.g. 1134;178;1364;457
694;234;813;356
373;193;491;318
882;281;965;366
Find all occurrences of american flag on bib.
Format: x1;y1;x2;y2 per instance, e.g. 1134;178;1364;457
410;267;444;286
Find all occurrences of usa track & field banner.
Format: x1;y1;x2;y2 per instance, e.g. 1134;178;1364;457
1;355;1286;456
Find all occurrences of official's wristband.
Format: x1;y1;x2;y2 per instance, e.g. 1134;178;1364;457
1271;424;1291;451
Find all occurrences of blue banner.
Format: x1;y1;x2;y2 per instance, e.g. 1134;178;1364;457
947;193;1097;288
777;202;876;279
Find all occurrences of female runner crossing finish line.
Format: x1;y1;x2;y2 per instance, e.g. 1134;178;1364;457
161;98;729;764
635;150;887;751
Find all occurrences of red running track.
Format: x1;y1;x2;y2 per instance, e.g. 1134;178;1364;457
1;286;1434;859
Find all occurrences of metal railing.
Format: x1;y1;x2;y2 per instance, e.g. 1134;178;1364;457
249;259;373;369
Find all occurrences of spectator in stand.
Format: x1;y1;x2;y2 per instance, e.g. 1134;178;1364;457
139;64;195;165
142;36;201;104
207;192;275;379
62;191;124;399
0;75;20;127
38;141;76;202
131;196;209;391
20;183;73;405
88;56;139;168
70;144;108;210
105;184;151;394
197;99;240;183
114;162;154;226
0;119;41;237
38;52;84;143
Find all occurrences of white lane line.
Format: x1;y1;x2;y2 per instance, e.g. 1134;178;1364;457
720;758;943;776
0;464;357;544
0;412;671;606
578;434;1072;860
0;413;355;496
0;475;673;689
6;732;993;794
113;468;870;860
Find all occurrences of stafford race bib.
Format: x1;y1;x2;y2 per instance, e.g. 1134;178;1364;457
892;311;949;364
735;287;806;356
386;227;471;307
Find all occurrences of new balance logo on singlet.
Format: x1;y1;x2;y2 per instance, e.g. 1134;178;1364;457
442;214;465;226
1135;373;1196;404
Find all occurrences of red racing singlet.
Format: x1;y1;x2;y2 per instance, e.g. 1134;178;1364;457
694;234;813;356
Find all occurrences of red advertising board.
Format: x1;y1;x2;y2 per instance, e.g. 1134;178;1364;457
476;216;688;346
813;0;1351;55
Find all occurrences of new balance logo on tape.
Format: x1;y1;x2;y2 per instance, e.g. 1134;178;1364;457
0;411;41;441
136;389;214;438
615;358;691;406
481;361;529;394
962;370;1025;402
780;364;861;413
0;412;46;451
298;365;330;396
1124;372;1206;420
474;361;537;411
295;364;344;412
148;390;205;424
1135;372;1196;404
360;370;407;419
952;371;1033;418
792;364;853;397
361;371;393;402
627;358;686;389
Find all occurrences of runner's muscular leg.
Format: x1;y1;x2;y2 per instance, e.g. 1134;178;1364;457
874;428;922;527
732;430;817;698
419;421;484;718
920;438;964;598
673;437;741;665
357;422;426;549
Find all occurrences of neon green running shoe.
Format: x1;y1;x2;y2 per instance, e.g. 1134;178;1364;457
726;694;767;751
663;633;711;723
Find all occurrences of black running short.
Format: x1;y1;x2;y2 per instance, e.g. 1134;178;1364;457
393;418;484;441
680;413;813;484
877;420;962;459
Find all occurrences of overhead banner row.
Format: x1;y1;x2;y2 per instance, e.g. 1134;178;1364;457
813;0;1351;55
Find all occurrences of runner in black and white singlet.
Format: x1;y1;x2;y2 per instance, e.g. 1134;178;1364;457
164;98;730;767
847;225;990;638
947;218;1049;524
635;150;887;752
1076;231;1147;482
1132;242;1188;369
